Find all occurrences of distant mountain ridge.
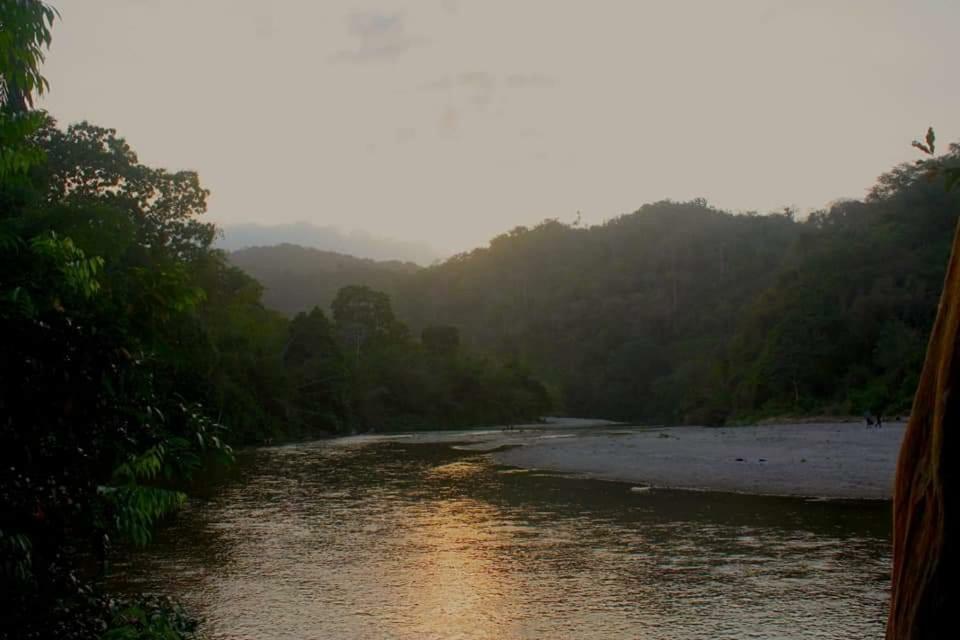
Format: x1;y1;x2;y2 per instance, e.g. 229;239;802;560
218;222;441;265
228;244;419;316
226;144;960;425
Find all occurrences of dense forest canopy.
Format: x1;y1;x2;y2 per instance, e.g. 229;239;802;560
238;148;960;425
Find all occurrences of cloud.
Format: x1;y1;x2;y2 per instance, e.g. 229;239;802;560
419;77;453;91
457;71;495;91
330;11;427;63
348;11;403;37
438;106;459;134
418;72;555;92
253;14;274;40
418;73;495;114
395;127;417;143
504;73;555;89
417;71;555;137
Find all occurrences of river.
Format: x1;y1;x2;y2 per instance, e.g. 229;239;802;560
111;433;892;639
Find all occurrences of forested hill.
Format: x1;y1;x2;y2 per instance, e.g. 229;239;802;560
219;221;440;264
237;147;960;425
228;244;420;315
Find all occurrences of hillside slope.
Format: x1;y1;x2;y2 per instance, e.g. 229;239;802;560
231;148;960;424
228;244;420;316
219;222;439;264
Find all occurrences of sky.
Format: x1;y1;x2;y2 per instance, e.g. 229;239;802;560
40;0;960;256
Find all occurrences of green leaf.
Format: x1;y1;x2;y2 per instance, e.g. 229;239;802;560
945;168;960;193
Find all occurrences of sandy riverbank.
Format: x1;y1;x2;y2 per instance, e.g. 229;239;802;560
369;419;906;499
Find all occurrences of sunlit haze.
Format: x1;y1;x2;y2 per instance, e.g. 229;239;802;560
40;0;960;256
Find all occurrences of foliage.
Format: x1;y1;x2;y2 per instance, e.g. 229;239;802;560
0;6;232;636
386;203;800;423
36;121;216;259
422;325;460;357
284;306;349;435
332;284;408;361
327;289;550;432
101;596;201;640
0;110;45;179
0;0;57;110
240;146;960;425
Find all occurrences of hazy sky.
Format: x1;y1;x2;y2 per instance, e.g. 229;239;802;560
40;0;960;255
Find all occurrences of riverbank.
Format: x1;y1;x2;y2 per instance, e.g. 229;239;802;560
373;419;905;499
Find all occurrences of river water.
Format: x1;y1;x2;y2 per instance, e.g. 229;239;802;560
112;434;892;639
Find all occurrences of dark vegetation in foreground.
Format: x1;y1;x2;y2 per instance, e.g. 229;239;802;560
237;148;960;425
0;5;546;638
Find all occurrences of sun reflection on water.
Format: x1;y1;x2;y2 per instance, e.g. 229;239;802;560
112;440;891;640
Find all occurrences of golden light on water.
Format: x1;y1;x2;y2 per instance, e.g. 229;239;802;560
398;497;521;639
115;443;891;639
389;460;520;638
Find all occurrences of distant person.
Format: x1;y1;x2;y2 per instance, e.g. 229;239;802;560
864;411;874;428
876;412;883;429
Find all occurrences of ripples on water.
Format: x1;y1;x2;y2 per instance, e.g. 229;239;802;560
112;438;891;639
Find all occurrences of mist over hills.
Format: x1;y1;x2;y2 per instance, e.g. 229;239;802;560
228;244;420;316
217;222;441;265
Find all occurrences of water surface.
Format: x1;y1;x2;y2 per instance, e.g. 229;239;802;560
113;436;891;639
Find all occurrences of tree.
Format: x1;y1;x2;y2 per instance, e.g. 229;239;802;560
421;325;460;357
0;0;56;112
285;307;348;434
36;121;216;259
0;0;54;187
332;284;407;361
2;6;233;636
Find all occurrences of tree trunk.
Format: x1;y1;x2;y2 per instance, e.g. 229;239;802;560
887;221;960;638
